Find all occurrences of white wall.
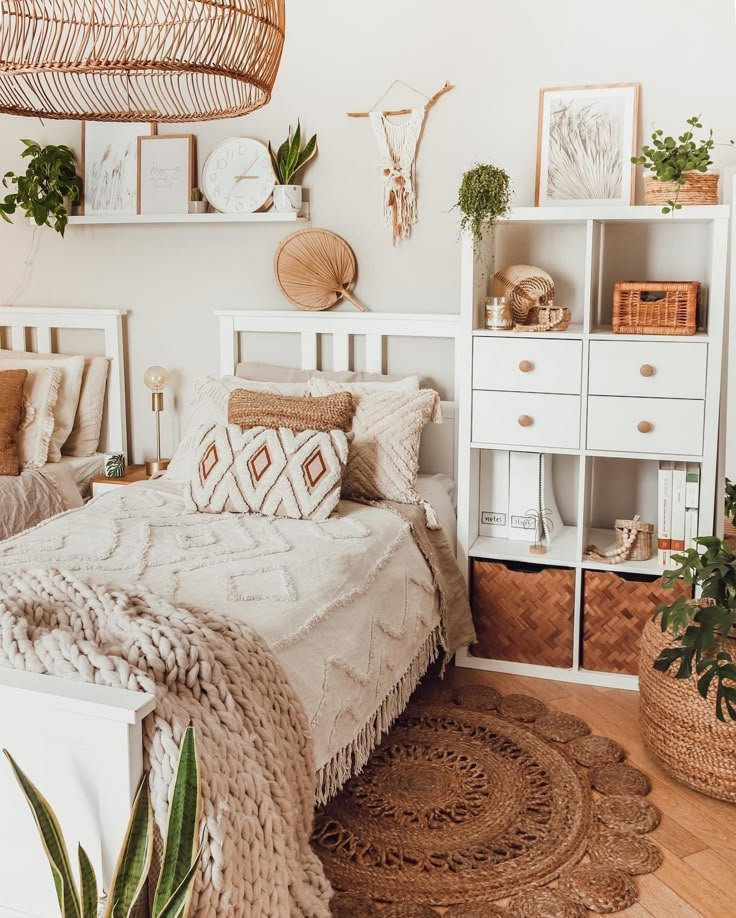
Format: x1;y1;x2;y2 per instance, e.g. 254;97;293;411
0;0;734;467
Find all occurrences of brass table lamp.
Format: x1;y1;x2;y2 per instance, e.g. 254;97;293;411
144;365;170;476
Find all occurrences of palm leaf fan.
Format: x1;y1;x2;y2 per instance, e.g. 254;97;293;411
274;229;368;312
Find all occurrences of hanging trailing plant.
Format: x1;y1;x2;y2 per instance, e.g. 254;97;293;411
0;139;81;236
456;164;511;246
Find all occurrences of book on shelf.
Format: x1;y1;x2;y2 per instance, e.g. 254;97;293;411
670;462;687;564
685;507;699;552
657;461;673;568
685;463;700;553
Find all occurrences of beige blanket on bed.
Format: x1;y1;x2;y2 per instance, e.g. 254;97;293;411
0;470;64;541
0;569;331;917
0;479;474;801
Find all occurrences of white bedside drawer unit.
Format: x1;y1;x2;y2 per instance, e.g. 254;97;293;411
587;396;705;456
589;340;708;399
472;390;581;450
473;337;583;394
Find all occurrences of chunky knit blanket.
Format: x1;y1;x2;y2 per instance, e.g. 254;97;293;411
0;569;331;917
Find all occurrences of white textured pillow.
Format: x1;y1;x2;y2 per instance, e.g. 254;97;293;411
306;377;442;512
0;355;83;462
186;423;349;521
167;375;307;481
14;365;62;468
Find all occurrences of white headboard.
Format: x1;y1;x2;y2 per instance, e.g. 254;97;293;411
216;309;462;481
0;306;128;457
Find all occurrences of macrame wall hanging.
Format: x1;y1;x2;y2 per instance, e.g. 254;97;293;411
348;81;454;245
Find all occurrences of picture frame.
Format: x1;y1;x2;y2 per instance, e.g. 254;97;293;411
535;83;640;207
137;135;195;215
81;122;156;215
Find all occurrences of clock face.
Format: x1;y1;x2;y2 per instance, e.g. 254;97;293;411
202;138;275;214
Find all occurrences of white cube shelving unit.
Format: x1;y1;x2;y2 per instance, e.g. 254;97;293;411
455;202;730;690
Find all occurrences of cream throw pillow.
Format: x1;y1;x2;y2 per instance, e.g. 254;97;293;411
306;377;443;516
13;365;62;468
0;351;87;460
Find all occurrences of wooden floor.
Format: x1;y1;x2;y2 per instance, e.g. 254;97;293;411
442;665;736;918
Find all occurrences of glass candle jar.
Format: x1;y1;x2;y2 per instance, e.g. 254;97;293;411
485;296;513;330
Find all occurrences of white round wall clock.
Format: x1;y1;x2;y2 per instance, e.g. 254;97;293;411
201;138;275;214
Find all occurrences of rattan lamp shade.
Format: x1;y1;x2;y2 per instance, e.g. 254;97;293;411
0;0;285;122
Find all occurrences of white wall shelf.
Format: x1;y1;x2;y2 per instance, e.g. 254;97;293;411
67;210;308;226
455;200;730;689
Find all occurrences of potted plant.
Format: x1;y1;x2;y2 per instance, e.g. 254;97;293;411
456;163;511;247
189;186;208;215
268;122;317;213
4;726;201;917
631;116;720;214
639;536;736;801
0;139;82;236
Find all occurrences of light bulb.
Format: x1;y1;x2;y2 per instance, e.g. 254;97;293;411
143;365;169;392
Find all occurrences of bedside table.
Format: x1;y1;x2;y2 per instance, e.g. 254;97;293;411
90;464;148;497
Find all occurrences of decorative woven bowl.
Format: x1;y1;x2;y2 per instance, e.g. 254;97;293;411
639;618;736;802
644;172;719;206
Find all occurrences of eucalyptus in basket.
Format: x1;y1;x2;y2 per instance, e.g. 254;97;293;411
0;139;82;236
456;163;511;246
4;725;202;918
655;537;736;722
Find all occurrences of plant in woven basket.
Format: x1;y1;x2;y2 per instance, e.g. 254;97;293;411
456;163;511;246
631;116;726;215
655;537;736;721
268;122;318;187
0;139;82;236
4;726;202;917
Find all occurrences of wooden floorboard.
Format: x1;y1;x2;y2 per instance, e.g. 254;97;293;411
441;665;736;917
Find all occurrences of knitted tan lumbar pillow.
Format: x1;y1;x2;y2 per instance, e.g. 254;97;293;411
0;368;28;476
228;389;355;433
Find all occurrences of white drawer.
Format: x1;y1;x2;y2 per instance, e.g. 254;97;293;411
472;391;581;450
587;396;705;456
473;337;583;395
589;340;708;399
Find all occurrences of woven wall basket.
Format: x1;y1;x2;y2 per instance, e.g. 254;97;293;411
644;172;719;206
0;0;285;122
640;618;736;802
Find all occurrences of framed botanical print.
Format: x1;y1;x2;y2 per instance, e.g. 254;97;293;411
536;83;640;206
81;122;156;215
137;134;195;215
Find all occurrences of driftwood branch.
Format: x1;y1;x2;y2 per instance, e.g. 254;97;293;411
347;81;454;118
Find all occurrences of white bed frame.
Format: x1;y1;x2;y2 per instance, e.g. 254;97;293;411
0;307;462;918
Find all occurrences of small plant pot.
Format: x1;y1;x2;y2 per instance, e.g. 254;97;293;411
273;185;302;213
189;200;208;214
644;171;719;206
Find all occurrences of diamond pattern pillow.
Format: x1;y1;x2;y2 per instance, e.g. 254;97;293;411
306;377;443;510
186;423;349;521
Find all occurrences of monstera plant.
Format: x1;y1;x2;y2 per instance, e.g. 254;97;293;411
4;726;201;917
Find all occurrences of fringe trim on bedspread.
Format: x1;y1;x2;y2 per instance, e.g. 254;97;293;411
316;624;444;805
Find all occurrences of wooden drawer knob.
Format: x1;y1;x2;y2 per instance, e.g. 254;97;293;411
519;360;535;373
640;364;656;378
518;415;534;428
638;421;653;434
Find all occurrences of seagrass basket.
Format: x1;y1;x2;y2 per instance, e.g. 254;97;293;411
644;172;719;206
612;281;699;336
640;617;736;802
471;560;574;667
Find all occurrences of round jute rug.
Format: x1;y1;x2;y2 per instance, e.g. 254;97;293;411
313;684;662;914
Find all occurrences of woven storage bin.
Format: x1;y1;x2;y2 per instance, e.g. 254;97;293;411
612;281;699;336
640;618;736;802
582;571;690;675
644;171;719;206
471;560;575;667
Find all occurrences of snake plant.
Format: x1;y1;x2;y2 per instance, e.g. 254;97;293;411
4;726;201;918
268;122;318;186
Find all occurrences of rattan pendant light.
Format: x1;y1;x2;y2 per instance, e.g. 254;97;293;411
0;0;286;122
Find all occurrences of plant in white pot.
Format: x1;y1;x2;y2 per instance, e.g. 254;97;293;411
268;122;317;213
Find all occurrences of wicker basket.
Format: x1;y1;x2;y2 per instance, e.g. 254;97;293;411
612;281;699;336
615;518;654;561
471;560;575;667
640;618;736;802
582;570;689;675
516;305;572;333
644;171;719;207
